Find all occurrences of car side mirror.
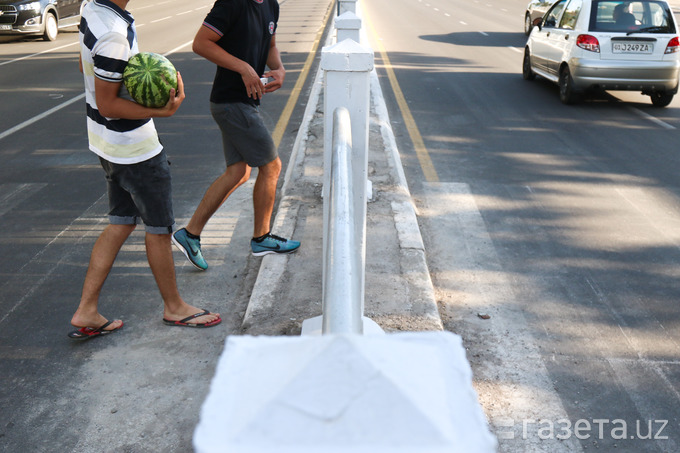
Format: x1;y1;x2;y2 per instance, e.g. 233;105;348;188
533;17;542;31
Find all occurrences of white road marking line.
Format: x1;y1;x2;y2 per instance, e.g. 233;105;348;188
0;195;107;327
422;182;583;452
151;16;172;23
0;41;78;67
0;183;47;217
0;41;193;142
627;106;676;129
0;94;84;142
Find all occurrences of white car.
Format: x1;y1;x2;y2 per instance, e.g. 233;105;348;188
523;0;680;106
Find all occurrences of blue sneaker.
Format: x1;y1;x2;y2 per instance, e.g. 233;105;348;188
172;228;208;270
251;233;300;256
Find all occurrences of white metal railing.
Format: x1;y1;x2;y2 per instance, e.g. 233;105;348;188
301;0;382;336
322;107;363;334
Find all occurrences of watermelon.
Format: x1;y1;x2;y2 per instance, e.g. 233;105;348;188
123;52;178;108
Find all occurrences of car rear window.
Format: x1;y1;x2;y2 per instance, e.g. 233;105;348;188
589;0;676;33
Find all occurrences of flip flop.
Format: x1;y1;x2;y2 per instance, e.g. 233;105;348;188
162;309;221;328
68;320;123;340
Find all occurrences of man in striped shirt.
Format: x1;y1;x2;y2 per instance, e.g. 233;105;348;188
69;0;221;340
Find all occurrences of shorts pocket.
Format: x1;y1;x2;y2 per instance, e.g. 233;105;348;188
211;103;250;129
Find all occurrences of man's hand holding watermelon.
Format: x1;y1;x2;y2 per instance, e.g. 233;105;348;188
94;71;185;120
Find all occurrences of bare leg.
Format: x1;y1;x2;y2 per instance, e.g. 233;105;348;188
145;232;220;324
252;157;282;238
70;223;135;330
185;162;251;236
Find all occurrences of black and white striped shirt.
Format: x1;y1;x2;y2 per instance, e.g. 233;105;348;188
79;0;161;164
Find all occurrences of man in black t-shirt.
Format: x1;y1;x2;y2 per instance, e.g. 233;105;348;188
173;0;300;270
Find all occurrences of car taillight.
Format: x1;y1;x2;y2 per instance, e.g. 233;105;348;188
665;37;680;54
577;35;600;52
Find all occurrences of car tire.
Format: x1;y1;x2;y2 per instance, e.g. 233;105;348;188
524;13;533;36
559;66;580;105
78;1;88;31
43;13;58;41
649;91;673;108
522;48;536;81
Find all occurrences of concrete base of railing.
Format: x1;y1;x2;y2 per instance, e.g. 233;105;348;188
300;315;384;336
193;332;497;453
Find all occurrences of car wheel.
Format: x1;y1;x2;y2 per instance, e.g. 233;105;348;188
78;1;88;31
43;13;58;41
649;91;673;108
522;48;535;81
559;66;580;105
524;13;533;36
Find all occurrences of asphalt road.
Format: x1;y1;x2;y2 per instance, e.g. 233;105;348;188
0;0;334;451
362;0;680;451
3;0;680;452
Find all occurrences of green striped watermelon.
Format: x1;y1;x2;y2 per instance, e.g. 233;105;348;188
123;52;178;108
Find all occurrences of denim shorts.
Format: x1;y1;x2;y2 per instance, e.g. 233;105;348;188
98;151;175;234
210;102;277;168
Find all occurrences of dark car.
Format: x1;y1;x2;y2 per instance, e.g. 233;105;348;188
0;0;88;41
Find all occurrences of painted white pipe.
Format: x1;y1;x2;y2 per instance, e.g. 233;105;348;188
321;39;373;330
322;107;363;334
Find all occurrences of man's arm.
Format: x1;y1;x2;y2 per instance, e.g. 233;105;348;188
192;25;270;100
263;34;285;94
95;72;185;119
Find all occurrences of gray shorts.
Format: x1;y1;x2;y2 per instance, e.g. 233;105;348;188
98;150;175;235
210;102;277;168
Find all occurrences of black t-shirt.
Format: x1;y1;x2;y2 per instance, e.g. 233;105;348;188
203;0;279;105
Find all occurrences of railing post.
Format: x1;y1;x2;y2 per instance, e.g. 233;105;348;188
338;0;357;15
320;39;374;332
335;11;361;43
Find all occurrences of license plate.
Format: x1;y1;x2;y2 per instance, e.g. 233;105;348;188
0;25;12;31
612;42;653;54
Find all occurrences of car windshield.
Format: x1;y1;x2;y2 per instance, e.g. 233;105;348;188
589;1;675;33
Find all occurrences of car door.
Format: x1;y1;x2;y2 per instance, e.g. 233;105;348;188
55;0;79;19
531;0;567;76
545;0;584;71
